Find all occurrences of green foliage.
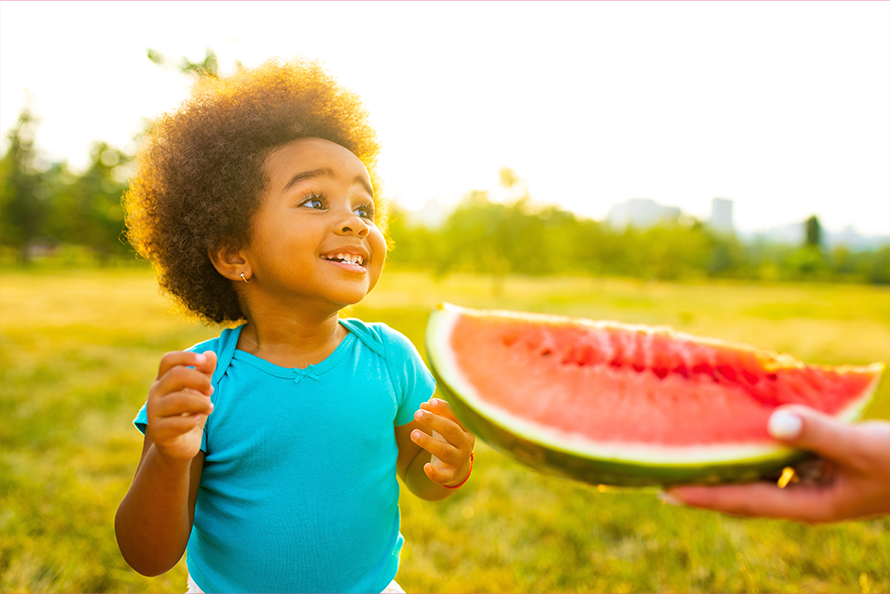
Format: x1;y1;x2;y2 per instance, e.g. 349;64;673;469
146;47;221;78
786;245;825;277
387;171;888;286
0;48;230;268
0;108;134;266
829;245;890;285
2;104;887;284
0;104;50;263
1;269;888;593
45;142;134;261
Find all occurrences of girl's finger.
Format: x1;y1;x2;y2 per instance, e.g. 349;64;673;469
152;365;215;398
157;351;212;379
422;461;456;485
413;408;472;450
149;414;209;439
193;350;217;374
150;391;214;419
410;428;462;465
420;398;470;433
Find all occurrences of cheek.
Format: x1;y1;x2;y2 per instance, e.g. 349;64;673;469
370;228;387;262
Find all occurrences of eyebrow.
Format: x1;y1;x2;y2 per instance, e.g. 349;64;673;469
283;167;374;197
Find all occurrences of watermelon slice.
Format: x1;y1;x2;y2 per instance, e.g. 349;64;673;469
425;303;884;487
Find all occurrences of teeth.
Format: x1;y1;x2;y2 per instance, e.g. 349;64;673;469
326;253;364;265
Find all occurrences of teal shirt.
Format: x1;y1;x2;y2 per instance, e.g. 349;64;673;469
134;319;436;593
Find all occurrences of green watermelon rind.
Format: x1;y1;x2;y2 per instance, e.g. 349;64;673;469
426;303;884;487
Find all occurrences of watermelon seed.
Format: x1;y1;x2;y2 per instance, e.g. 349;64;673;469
541;349;553;357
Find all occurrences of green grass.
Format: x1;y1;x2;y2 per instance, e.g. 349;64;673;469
2;268;888;593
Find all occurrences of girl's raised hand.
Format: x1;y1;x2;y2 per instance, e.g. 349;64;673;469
146;351;217;463
411;398;476;487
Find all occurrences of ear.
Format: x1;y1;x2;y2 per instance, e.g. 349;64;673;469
209;245;252;283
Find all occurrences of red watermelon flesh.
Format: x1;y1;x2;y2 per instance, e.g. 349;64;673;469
426;303;884;485
454;315;876;446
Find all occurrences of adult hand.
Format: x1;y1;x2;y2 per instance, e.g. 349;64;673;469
665;405;890;523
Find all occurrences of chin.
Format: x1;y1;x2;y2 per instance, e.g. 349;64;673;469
332;290;371;308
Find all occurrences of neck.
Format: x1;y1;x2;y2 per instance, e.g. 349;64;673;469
236;309;347;368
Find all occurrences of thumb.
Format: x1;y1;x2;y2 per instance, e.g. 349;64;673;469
768;405;857;462
194;350;218;377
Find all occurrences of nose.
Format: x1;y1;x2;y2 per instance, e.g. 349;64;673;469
335;213;369;238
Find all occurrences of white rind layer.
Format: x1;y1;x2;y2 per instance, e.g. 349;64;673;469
428;303;884;467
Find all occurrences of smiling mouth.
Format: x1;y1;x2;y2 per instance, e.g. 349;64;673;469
321;253;365;266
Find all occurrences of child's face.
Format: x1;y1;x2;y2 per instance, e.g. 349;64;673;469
244;137;386;311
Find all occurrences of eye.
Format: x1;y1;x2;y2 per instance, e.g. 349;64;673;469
354;203;375;221
299;193;326;210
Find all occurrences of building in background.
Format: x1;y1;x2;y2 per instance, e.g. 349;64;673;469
606;198;681;230
709;197;734;233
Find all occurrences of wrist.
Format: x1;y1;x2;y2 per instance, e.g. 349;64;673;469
443;452;474;489
149;445;196;474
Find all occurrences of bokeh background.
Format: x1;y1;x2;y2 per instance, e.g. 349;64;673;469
1;2;888;593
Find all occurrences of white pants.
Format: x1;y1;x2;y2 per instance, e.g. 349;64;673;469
187;572;405;593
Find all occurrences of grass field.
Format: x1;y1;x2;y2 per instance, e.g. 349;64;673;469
1;267;888;593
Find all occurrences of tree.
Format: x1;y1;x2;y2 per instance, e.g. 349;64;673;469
47;142;133;262
383;203;442;269
805;215;822;247
0;104;49;264
147;47;226;78
439;190;512;281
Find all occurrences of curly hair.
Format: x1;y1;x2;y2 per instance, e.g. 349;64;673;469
124;58;385;325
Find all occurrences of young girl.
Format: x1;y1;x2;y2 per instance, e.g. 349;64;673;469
114;58;476;594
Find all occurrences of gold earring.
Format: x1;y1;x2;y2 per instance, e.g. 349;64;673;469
240;272;249;283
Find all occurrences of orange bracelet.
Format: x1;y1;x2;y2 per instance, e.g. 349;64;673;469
443;452;474;489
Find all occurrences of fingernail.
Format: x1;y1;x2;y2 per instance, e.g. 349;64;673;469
411;430;421;441
414;410;425;421
768;410;803;440
430;398;441;406
657;491;683;506
195;353;206;364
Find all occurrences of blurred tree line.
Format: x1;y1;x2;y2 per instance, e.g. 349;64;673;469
385;167;890;285
3;119;887;284
1;48;887;283
0;49;223;267
0;104;133;265
3;113;887;284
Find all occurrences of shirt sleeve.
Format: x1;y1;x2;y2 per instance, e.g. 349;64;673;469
380;326;437;426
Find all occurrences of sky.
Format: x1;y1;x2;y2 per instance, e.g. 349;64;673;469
1;1;888;235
